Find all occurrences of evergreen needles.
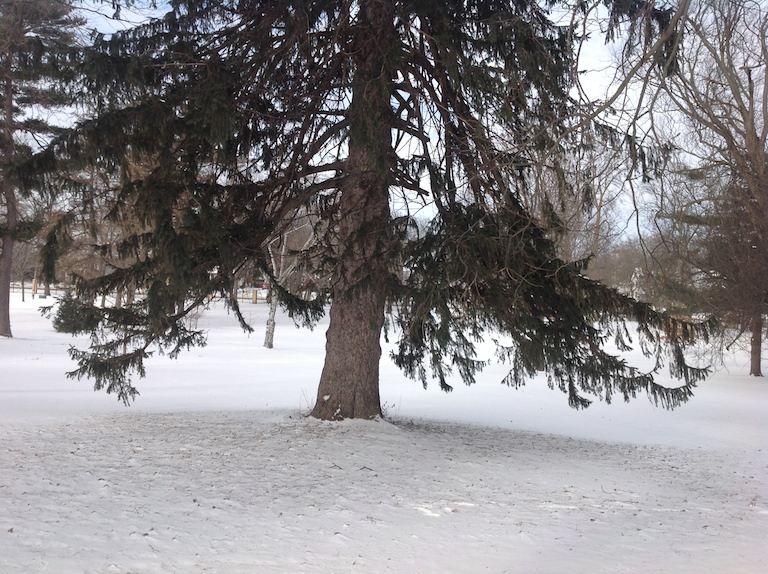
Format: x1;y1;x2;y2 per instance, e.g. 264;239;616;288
28;0;712;417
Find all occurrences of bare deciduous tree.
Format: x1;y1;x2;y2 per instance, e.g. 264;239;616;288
644;0;768;376
263;208;319;349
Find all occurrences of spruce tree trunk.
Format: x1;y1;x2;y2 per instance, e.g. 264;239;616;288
0;148;15;338
749;312;763;377
0;60;15;337
310;144;392;419
312;278;387;420
0;206;14;337
310;0;395;420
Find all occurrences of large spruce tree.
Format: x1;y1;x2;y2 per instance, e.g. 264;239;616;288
39;0;711;418
0;0;82;337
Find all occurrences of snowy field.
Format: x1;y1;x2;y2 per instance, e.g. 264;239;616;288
1;292;766;573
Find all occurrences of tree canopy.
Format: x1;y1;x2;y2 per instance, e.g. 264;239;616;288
32;0;712;418
0;0;84;337
638;0;768;376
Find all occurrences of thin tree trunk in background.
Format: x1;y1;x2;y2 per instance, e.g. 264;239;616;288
264;240;286;349
126;282;136;305
0;63;16;337
0;195;15;336
310;0;395;420
749;312;763;376
264;284;277;349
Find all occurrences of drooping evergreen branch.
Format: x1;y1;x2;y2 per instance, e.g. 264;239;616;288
392;204;713;408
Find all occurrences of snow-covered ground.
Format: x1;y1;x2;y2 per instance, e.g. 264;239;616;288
1;293;766;573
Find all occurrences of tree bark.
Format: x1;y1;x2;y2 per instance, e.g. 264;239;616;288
310;0;395;420
310;141;393;419
749;312;763;377
311;277;387;420
0;191;16;336
0;59;16;337
264;285;277;349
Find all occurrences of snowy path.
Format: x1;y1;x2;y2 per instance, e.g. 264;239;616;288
2;410;766;573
